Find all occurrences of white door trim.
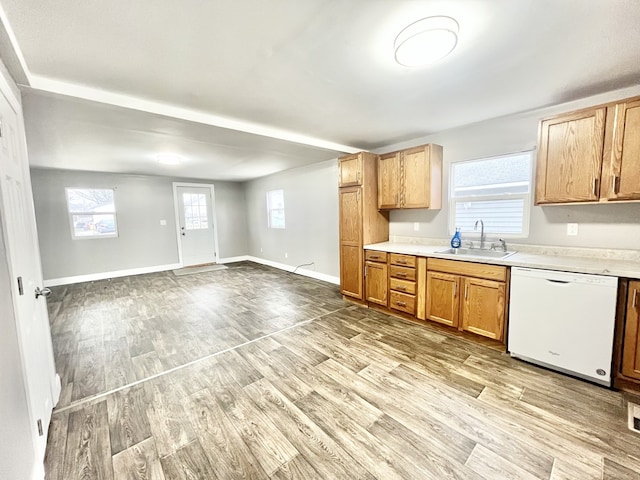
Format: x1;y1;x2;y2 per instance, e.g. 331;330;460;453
172;182;220;267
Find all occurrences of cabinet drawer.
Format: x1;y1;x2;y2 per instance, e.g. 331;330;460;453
389;253;416;267
389;265;416;281
389;278;416;295
427;258;506;282
390;291;416;315
365;250;388;263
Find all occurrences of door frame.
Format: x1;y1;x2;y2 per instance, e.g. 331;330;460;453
172;182;220;267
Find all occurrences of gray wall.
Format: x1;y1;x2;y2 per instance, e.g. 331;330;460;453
31;168;248;280
244;159;339;277
379;85;640;250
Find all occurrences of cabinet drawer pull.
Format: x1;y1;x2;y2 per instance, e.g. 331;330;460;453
397;260;407;264
396;273;407;277
634;289;638;309
395;286;406;291
369;255;379;260
396;301;407;307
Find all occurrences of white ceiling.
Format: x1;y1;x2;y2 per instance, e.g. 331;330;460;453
21;90;339;181
3;0;640;179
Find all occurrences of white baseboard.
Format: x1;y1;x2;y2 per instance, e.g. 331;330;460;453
43;263;182;287
218;255;250;264
245;256;340;285
43;257;339;287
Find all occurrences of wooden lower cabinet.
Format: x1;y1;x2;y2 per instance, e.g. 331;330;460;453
426;259;507;342
390;291;415;315
365;261;388;306
621;281;640;379
340;244;362;300
460;277;506;341
426;271;459;327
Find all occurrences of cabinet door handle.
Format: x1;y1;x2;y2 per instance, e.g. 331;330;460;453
396;301;406;307
592;178;600;196
634;289;638;309
453;283;457;297
464;284;469;300
612;175;619;194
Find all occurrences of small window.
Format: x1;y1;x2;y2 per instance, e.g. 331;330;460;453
183;193;209;230
66;188;118;239
450;152;532;238
266;189;285;229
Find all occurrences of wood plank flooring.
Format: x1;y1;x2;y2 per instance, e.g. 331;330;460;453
44;262;640;479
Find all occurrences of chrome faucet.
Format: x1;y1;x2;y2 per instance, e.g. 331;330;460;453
474;219;485;249
491;238;507;252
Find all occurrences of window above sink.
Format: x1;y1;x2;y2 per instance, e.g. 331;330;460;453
449;151;533;239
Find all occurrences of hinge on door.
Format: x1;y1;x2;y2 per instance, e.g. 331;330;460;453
37;419;43;436
17;276;23;295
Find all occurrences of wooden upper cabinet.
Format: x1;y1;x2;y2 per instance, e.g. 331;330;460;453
377;144;443;210
535;94;640;205
535;107;606;204
402;145;442;209
460;277;506;341
378;152;400;209
338;154;362;187
602;99;640;201
622;281;640;380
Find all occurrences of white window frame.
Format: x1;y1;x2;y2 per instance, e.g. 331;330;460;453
266;189;286;229
448;151;533;239
65;187;118;240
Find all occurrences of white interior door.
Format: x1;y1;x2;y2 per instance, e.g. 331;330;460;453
176;185;217;266
0;87;58;465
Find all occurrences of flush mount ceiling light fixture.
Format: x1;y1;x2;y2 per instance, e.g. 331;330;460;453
155;153;184;165
394;15;459;67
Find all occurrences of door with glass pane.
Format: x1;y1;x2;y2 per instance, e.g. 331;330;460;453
176;186;216;266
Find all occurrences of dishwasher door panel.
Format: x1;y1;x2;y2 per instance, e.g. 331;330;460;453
508;268;617;385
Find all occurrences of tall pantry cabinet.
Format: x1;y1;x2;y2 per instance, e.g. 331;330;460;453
338;152;389;300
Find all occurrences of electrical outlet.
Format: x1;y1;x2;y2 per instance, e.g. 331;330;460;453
413;222;420;232
285;252;288;259
567;223;579;236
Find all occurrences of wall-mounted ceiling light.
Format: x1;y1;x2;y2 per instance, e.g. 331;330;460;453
394;16;459;67
155;153;184;165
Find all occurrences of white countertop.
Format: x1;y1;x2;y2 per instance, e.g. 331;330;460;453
365;241;640;279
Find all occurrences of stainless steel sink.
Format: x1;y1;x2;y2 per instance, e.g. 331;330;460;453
436;248;517;259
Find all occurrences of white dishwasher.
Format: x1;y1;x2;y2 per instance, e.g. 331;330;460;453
508;267;618;386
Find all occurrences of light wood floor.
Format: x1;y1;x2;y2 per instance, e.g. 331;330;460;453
45;262;640;479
